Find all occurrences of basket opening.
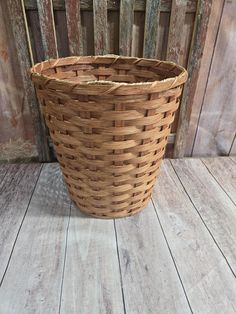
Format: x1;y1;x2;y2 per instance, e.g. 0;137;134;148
37;56;184;85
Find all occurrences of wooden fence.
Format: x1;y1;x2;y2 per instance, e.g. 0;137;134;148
0;0;235;161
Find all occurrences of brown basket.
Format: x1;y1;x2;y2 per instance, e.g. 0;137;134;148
30;56;187;218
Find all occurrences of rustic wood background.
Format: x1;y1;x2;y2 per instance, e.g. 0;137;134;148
0;0;235;161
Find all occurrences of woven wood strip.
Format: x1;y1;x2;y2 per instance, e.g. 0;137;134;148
31;55;187;218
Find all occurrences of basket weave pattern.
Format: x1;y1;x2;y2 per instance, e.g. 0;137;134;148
31;56;187;218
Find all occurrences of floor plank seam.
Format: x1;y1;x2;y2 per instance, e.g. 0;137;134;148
201;159;236;207
229;132;236;155
151;198;193;314
113;219;127;314
0;164;43;287
169;160;236;279
229;156;236;164
58;201;72;314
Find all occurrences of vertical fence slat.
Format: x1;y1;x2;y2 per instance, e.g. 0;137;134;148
36;0;58;59
93;0;108;55
119;0;134;56
166;0;187;64
65;0;81;56
173;0;212;158
3;0;51;161
143;0;161;58
185;0;224;156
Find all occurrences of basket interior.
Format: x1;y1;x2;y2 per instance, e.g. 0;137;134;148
39;57;184;84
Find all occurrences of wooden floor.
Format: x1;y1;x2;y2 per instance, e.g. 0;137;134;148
0;157;236;313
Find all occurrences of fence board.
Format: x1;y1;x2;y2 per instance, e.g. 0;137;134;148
24;0;197;12
143;0;161;58
81;11;94;55
3;0;51;161
192;0;236;156
166;0;187;64
54;10;69;57
173;0;212;158
26;10;44;62
93;0;107;55
65;0;81;56
119;0;134;56
185;0;224;156
36;0;58;59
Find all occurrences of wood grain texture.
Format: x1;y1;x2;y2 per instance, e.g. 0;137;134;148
230;136;236;156
60;205;124;313
54;10;70;57
24;0;197;12
143;0;161;58
131;11;145;57
119;0;134;56
192;0;236;156
65;0;81;56
231;156;236;164
81;11;94;55
3;0;51;161
115;202;191;313
173;0;212;158
0;164;70;313
166;0;187;64
202;157;236;204
0;165;10;183
0;164;41;282
185;0;224;156
26;10;45;63
36;0;58;58
93;0;107;55
152;160;236;313
172;158;236;276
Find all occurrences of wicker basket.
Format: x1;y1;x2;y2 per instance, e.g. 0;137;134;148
30;56;187;218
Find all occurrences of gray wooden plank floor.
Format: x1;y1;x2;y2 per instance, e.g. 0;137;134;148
0;157;236;314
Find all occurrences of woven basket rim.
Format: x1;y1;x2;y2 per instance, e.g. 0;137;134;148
30;55;188;94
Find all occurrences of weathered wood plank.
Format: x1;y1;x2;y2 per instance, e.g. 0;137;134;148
36;0;58;58
0;165;10;183
173;0;212;158
231;156;236;164
0;164;70;313
166;0;187;64
24;0;197;13
192;1;236;156
115;202;191;313
152;160;236;313
0;164;41;282
26;10;45;62
230;136;236;156
60;206;124;313
171;158;236;276
3;0;51;161
54;10;70;57
131;11;145;57
65;0;81;56
81;11;94;55
143;0;161;58
185;0;224;156
119;0;134;56
202;157;236;204
93;0;107;55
